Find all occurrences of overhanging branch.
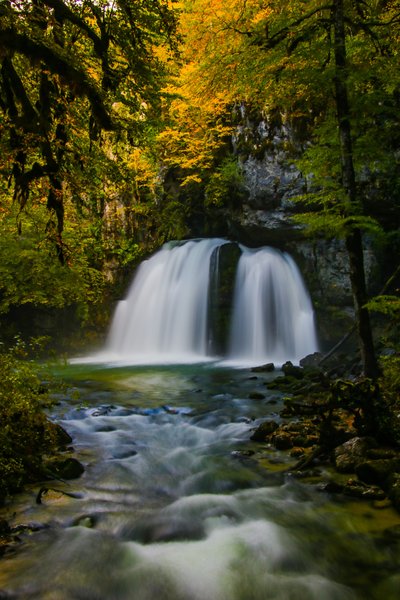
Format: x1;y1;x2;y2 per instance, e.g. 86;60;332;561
1;28;115;130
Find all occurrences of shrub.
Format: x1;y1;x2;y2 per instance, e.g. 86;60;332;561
0;341;59;504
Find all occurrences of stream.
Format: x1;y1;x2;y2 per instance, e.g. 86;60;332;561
1;363;399;599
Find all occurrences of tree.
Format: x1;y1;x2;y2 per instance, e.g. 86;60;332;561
174;0;400;378
0;0;178;262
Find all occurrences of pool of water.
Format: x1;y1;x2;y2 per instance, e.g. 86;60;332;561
1;364;399;599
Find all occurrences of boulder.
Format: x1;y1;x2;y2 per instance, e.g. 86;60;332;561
248;391;266;400
300;353;324;367
45;457;84;480
282;361;305;379
272;431;294;450
356;459;400;487
333;436;376;473
251;363;275;373
51;423;73;446
250;420;279;442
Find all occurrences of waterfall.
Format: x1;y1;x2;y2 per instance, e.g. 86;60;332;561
227;246;318;366
80;238;318;366
104;238;228;364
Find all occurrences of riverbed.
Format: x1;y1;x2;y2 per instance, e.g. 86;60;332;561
1;363;399;599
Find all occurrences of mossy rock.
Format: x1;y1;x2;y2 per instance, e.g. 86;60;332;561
356;459;400;487
250;420;279;442
44;457;84;480
387;474;400;511
50;423;73;446
282;361;305;379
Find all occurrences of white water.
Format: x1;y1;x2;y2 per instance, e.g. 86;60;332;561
75;238;318;367
1;367;395;599
227;247;318;366
103;239;228;364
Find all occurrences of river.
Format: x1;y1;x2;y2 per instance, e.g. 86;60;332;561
1;363;399;599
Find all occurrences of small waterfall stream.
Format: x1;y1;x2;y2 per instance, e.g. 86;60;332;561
105;239;226;364
100;239;318;367
228;247;318;366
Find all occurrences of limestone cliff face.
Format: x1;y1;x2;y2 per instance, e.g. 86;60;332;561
230;109;307;246
226;111;379;349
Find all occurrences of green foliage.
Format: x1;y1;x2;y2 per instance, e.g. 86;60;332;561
291;209;383;239
378;354;400;446
0;341;59;503
0;0;178;260
0;205;106;322
205;156;245;208
367;295;400;320
155;199;191;242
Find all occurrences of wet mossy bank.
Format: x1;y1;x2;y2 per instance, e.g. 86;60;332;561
247;353;400;512
0;345;85;510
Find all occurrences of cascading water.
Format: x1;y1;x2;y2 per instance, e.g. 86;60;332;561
3;366;389;599
3;247;396;600
104;238;228;364
88;238;318;366
227;247;318;366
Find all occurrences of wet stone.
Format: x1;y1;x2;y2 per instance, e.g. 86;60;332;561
273;432;294;450
250;420;279;441
36;487;83;505
52;423;73;446
299;352;324;367
123;516;205;544
72;515;98;528
0;520;10;535
282;361;305;379
111;448;138;459
356;459;400;487
387;473;400;511
290;447;305;458
249;391;266;400
231;450;255;459
334;437;376;473
45;457;85;480
342;479;386;500
251;363;275;373
95;425;116;432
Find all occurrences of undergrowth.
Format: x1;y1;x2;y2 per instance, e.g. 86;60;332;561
0;339;59;504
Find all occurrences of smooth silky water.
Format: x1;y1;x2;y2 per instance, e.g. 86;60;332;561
1;364;399;599
1;240;399;598
80;239;318;367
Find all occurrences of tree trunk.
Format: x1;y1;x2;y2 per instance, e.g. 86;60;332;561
332;0;379;378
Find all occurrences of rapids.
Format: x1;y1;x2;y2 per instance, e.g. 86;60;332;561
0;364;399;599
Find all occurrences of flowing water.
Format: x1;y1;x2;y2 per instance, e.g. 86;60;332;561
1;240;399;598
104;240;226;364
1;364;399;599
84;239;318;367
228;247;318;366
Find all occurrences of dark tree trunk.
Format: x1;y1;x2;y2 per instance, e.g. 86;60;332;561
332;0;379;378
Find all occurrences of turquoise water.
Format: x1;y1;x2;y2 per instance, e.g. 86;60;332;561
1;364;399;599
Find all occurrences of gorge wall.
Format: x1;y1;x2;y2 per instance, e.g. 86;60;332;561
221;109;381;350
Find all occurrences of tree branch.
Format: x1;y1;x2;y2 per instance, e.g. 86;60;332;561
40;0;104;55
1;28;115;130
259;4;334;50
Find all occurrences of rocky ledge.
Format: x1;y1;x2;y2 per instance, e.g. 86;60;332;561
249;354;400;511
